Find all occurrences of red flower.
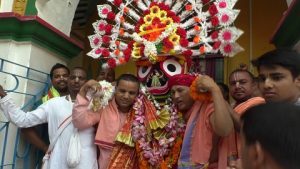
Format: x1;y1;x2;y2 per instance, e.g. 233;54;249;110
163;38;174;49
98;23;106;31
219;1;227;8
135;24;141;33
158;3;170;11
123;48;132;61
102;48;110;57
140;44;145;57
105;24;113;34
183;50;192;57
201;0;209;4
128;41;134;48
172;16;181;23
113;0;122;6
107;12;116;20
152;17;161;25
108;58;117;68
150;2;158;7
167;11;176;18
176;27;187;38
223;44;232;53
211;31;219;39
213;41;221;50
209;4;218;16
211;16;219;27
183;50;193;67
180;39;189;47
143;10;150;15
102;35;110;44
222;31;232;41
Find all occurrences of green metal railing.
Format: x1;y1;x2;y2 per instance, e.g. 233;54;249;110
0;58;50;169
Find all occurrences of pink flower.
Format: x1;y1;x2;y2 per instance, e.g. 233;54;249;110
221;14;230;23
98;23;106;31
222;31;232;41
219;1;227;8
93;38;100;45
95;48;102;54
102;8;109;15
223;44;232;53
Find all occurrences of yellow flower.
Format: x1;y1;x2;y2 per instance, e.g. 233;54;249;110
144;14;153;24
150;6;160;15
169;33;180;44
159;11;167;19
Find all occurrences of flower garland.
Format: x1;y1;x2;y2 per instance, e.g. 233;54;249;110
87;80;114;112
190;76;212;101
132;88;185;168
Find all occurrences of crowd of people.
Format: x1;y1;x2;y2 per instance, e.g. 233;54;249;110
1;48;300;169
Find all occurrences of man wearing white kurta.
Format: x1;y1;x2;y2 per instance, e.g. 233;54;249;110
0;67;98;169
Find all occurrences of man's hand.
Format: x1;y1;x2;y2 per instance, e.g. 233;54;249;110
196;75;219;93
78;80;101;98
0;85;7;98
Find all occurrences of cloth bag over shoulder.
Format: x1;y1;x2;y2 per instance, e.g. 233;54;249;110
67;128;81;167
41;116;72;169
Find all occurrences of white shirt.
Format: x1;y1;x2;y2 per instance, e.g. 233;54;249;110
0;95;98;169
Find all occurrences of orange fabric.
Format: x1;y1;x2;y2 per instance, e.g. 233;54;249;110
185;101;214;164
234;97;265;116
186;101;237;169
95;98;128;147
231;96;266;158
108;143;138;169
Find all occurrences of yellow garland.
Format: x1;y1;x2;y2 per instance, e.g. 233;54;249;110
190;77;212;101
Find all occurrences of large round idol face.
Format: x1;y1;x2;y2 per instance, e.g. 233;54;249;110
137;58;184;96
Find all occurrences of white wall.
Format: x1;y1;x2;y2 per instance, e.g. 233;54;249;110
0;0;13;12
35;0;80;36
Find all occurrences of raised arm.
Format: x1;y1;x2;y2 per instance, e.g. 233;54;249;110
72;80;101;129
196;75;233;136
0;86;48;128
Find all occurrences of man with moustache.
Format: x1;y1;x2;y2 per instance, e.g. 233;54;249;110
22;63;70;154
0;67;98;169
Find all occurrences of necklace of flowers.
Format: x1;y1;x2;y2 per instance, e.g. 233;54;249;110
132;88;185;168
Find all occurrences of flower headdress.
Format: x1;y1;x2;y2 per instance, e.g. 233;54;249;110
88;0;244;69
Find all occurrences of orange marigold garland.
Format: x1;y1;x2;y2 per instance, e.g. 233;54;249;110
190;77;212;101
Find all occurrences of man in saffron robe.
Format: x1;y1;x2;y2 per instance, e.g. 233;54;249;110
227;69;265;165
169;74;234;169
72;74;140;169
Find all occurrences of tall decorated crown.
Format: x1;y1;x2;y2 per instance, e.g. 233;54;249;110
88;0;243;69
87;1;243;168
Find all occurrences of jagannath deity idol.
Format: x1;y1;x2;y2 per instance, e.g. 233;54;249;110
87;0;243;168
